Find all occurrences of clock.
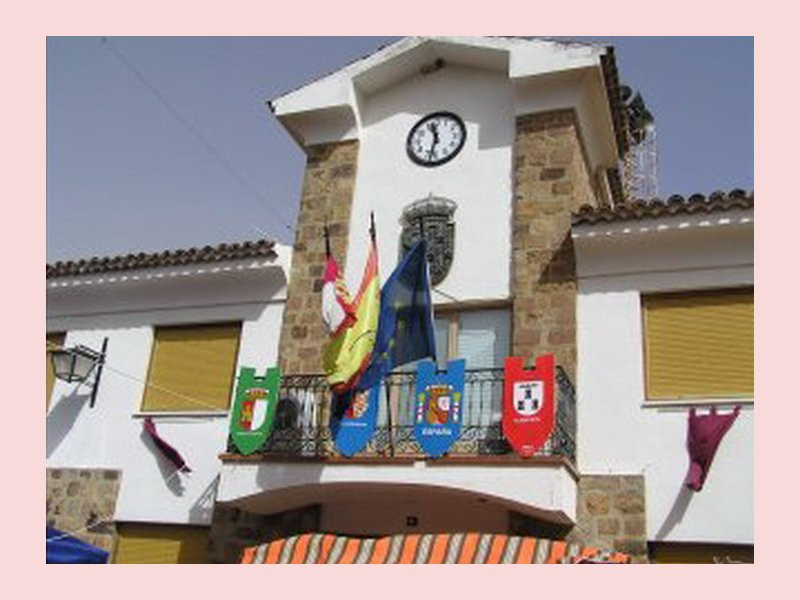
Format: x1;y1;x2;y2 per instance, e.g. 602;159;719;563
406;111;466;167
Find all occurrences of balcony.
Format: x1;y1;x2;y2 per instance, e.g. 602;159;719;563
224;367;576;463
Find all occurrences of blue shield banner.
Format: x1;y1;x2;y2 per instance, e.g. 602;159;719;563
330;382;381;457
413;359;465;458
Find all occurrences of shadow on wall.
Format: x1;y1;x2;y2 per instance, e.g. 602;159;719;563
653;485;694;540
46;390;90;458
139;428;187;497
189;474;220;524
254;463;326;499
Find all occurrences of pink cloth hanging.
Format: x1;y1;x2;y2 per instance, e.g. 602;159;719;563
685;405;740;491
143;417;192;473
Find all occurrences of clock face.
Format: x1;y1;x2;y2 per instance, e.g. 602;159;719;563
406;111;466;167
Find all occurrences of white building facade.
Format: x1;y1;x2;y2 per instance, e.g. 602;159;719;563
46;241;290;561
46;37;753;563
573;200;753;561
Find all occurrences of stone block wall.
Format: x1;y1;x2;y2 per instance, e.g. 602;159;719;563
46;468;122;556
568;474;648;563
511;109;598;380
208;503;321;563
277;140;359;375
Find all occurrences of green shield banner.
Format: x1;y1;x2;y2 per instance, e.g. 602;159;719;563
229;366;281;455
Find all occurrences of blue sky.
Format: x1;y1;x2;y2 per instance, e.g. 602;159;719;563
46;36;753;262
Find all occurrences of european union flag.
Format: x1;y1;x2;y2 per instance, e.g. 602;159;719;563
357;240;436;391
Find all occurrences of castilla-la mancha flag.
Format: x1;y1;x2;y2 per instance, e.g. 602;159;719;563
322;219;380;394
502;354;555;458
321;254;356;337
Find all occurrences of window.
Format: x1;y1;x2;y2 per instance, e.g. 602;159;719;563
113;523;210;563
46;332;65;410
642;288;753;400
393;307;510;427
435;308;511;369
141;323;241;412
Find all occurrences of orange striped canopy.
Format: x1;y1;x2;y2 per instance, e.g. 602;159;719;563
241;532;630;564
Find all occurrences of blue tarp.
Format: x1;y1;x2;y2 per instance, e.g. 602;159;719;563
46;526;109;564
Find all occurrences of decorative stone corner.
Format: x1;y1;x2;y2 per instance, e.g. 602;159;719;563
277;140;359;375
511;109;599;380
568;474;648;563
46;468;122;556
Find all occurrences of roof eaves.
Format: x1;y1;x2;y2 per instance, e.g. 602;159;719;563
572;190;754;226
46;238;279;280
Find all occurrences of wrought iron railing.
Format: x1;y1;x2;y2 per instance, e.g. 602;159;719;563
226;367;576;462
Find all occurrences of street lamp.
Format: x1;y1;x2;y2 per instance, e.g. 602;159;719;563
50;338;108;408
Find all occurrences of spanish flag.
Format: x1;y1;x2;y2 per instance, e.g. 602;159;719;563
322;217;380;393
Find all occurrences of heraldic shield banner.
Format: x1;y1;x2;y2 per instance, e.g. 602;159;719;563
413;359;465;458
330;382;381;457
229;366;281;455
502;355;555;458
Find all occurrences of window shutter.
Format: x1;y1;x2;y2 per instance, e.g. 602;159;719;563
457;310;510;426
457;310;510;368
434;317;450;369
114;524;210;563
643;289;753;399
142;323;241;412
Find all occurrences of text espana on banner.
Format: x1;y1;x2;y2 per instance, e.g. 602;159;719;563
413;359;465;458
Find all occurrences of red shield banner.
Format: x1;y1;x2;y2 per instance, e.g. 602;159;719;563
503;354;555;458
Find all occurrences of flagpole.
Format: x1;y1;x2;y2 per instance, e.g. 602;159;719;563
369;211;392;454
385;378;395;457
324;221;331;258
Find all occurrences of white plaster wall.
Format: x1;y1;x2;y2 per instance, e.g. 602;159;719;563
46;263;288;526
217;460;577;522
574;219;754;544
341;62;616;304
343;64;515;303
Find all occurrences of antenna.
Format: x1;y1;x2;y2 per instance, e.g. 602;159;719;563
620;86;659;202
623;123;659;201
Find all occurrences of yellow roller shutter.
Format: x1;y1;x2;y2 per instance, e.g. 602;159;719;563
141;323;241;412
643;288;753;400
46;333;65;410
114;523;210;563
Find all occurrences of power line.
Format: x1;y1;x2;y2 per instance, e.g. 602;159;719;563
99;37;294;236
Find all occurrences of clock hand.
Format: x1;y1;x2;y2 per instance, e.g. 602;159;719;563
428;121;440;159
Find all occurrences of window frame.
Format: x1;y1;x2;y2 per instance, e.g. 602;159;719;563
640;286;753;403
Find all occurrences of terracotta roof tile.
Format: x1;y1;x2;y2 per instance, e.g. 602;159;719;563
572;190;754;226
47;238;278;279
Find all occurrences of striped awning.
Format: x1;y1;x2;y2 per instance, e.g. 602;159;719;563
241;532;630;564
